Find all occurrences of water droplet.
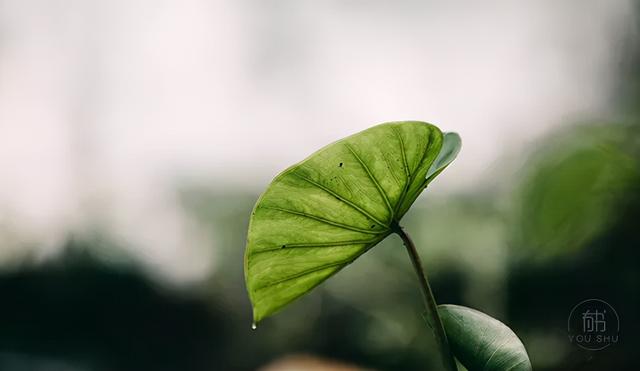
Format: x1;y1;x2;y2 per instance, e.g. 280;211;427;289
251;322;257;330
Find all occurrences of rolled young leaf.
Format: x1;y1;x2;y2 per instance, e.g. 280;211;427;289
244;121;461;323
439;304;532;371
426;132;462;184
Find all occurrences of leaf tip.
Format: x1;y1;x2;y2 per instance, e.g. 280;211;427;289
251;306;264;327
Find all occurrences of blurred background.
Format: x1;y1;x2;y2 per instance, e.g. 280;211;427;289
0;0;639;370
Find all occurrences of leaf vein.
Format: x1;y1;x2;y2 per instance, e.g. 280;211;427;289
482;336;510;371
391;125;411;179
504;359;528;371
291;172;389;228
254;259;351;292
392;125;412;215
249;238;380;256
345;143;394;221
382;150;403;188
262;206;386;235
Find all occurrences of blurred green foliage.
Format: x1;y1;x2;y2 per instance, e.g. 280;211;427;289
513;123;640;257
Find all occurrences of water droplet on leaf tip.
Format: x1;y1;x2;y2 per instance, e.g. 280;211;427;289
251;323;257;330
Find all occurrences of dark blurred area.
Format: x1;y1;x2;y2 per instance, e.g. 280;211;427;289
0;244;225;371
1;1;640;371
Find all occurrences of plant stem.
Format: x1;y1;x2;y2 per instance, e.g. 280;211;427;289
392;222;458;371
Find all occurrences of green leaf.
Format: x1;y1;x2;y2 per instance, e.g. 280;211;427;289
244;121;461;323
439;304;532;371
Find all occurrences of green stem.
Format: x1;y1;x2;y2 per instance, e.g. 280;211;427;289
392;222;458;371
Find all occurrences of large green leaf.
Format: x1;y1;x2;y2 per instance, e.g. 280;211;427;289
439;304;532;371
245;121;461;323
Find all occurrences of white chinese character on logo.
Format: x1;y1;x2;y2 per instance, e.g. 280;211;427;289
582;309;606;332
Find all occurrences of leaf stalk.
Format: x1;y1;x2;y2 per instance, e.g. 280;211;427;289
392;221;458;371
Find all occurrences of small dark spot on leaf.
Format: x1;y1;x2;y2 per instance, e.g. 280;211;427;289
339;162;343;167
371;225;375;229
281;245;286;248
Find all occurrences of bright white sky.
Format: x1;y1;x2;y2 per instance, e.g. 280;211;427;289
0;0;635;283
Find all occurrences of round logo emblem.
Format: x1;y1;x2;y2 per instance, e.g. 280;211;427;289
568;298;619;350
